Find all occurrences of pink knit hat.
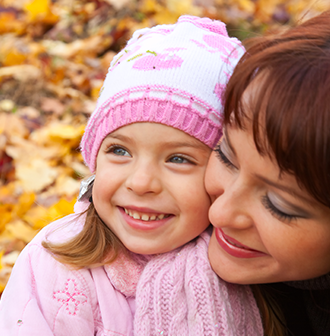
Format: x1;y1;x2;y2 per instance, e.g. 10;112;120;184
81;15;244;172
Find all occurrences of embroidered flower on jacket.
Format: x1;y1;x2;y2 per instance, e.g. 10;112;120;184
53;278;87;315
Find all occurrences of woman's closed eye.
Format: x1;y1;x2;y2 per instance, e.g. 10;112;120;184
214;143;236;169
261;194;298;223
106;145;131;157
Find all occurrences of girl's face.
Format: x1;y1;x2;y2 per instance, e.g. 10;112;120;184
206;123;330;284
93;122;211;254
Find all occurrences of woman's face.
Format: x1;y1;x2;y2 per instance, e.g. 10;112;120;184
206;123;330;284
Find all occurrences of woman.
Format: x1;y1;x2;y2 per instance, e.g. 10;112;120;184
205;10;330;336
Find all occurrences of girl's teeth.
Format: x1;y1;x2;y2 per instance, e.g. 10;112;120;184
123;208;168;221
133;212;140;219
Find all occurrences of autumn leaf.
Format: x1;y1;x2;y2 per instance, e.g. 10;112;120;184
24;0;58;24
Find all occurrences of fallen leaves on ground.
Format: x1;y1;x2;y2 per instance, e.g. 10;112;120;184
0;0;329;293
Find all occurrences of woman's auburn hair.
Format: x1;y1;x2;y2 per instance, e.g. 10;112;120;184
224;10;330;209
223;10;330;336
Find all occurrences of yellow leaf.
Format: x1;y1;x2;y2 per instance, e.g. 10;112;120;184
5;220;38;244
154;9;178;25
49;198;76;218
0;282;6;293
53;175;81;197
167;0;201;17
238;0;256;14
1;251;20;267
0;267;13;293
24;0;50;21
23;198;76;230
256;0;282;21
15;193;36;217
140;0;163;13
2;50;26;67
49;124;85;141
16;158;58;193
0;184;16;201
0;251;4;271
0;205;13;233
23;205;50;230
91;79;104;100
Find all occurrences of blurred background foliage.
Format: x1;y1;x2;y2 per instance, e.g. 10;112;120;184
0;0;329;292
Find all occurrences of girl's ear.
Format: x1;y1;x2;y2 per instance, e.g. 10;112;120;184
78;175;95;202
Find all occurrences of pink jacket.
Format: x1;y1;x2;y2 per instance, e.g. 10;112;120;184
0;211;136;336
0;203;263;335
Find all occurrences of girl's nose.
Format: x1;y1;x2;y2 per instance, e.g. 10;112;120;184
125;164;162;196
209;178;253;230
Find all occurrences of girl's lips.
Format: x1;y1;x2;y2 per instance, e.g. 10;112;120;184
215;228;267;258
118;207;173;231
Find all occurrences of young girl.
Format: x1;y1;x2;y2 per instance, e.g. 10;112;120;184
0;16;263;335
205;10;330;336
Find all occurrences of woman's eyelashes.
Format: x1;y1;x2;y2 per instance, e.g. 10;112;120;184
105;144;131;157
261;194;297;223
214;143;236;169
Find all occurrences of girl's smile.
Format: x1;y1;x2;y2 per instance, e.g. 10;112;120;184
93;122;212;255
118;206;173;231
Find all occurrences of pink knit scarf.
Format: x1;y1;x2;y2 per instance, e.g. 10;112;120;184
134;231;263;336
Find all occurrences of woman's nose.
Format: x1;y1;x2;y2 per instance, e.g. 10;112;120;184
208;177;253;230
125;162;162;196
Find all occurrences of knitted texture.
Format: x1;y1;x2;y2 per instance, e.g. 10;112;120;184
134;231;263;336
104;252;151;297
286;272;330;290
80;15;244;172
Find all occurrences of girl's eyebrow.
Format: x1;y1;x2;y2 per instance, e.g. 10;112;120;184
105;133;130;141
105;132;207;150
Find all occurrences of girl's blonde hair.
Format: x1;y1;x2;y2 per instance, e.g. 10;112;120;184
42;202;127;268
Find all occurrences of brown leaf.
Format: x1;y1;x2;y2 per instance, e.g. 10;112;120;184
41;97;65;115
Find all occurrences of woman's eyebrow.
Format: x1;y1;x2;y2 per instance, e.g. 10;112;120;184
254;174;313;205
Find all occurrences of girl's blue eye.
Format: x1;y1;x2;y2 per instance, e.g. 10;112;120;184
107;145;131;157
261;195;297;223
169;156;191;164
214;143;235;169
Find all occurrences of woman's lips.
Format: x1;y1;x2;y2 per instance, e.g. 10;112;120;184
119;207;173;231
215;228;267;258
